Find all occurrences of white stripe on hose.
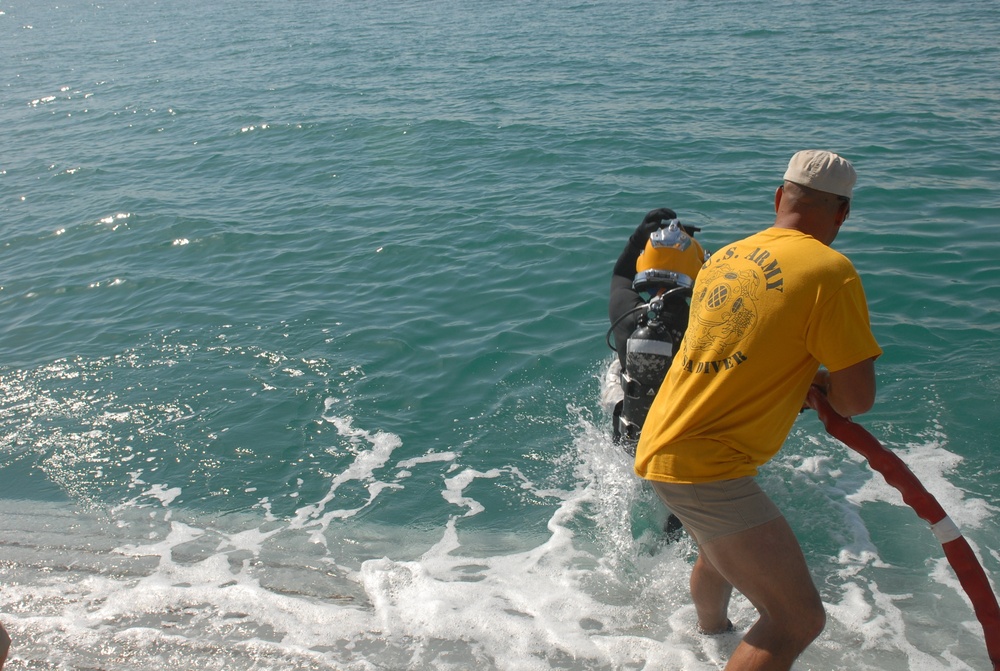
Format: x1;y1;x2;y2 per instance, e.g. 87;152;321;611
931;515;962;544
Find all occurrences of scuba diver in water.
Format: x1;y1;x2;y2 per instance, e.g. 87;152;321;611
606;207;709;538
607;207;708;447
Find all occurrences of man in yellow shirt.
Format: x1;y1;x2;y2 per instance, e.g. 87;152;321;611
635;150;882;670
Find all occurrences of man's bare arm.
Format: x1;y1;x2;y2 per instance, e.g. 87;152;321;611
813;357;876;418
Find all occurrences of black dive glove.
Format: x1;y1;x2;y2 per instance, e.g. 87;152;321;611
613;207;678;281
629;207;678;249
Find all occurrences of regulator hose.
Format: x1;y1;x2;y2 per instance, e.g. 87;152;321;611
606;304;649;352
806;386;1000;670
606;286;690;352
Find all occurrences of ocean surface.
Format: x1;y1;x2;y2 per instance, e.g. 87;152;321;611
2;0;999;669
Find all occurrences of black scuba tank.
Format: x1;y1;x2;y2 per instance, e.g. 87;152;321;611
617;304;678;448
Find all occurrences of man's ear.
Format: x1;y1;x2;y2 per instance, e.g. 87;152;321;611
774;185;784;213
838;199;851;224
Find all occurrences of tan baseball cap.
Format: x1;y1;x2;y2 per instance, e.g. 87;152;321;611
783;150;856;199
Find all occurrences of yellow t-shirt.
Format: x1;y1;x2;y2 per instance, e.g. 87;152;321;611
634;227;883;484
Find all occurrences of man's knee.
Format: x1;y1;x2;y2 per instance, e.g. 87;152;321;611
750;602;824;658
761;586;825;648
791;600;826;646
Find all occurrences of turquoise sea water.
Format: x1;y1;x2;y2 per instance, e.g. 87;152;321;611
2;0;999;669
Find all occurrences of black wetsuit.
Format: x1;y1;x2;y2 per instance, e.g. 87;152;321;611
609;236;648;371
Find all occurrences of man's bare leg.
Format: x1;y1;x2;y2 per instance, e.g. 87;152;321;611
698;516;825;671
0;622;10;670
691;553;733;634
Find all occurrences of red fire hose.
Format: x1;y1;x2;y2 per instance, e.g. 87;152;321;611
806;386;1000;669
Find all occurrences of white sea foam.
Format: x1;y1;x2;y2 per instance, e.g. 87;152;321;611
288;402;404;540
0;384;994;670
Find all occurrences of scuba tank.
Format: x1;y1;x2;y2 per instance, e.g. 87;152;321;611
608;219;707;454
616;293;686;453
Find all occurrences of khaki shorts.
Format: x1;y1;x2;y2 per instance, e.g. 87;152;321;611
649;477;783;545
